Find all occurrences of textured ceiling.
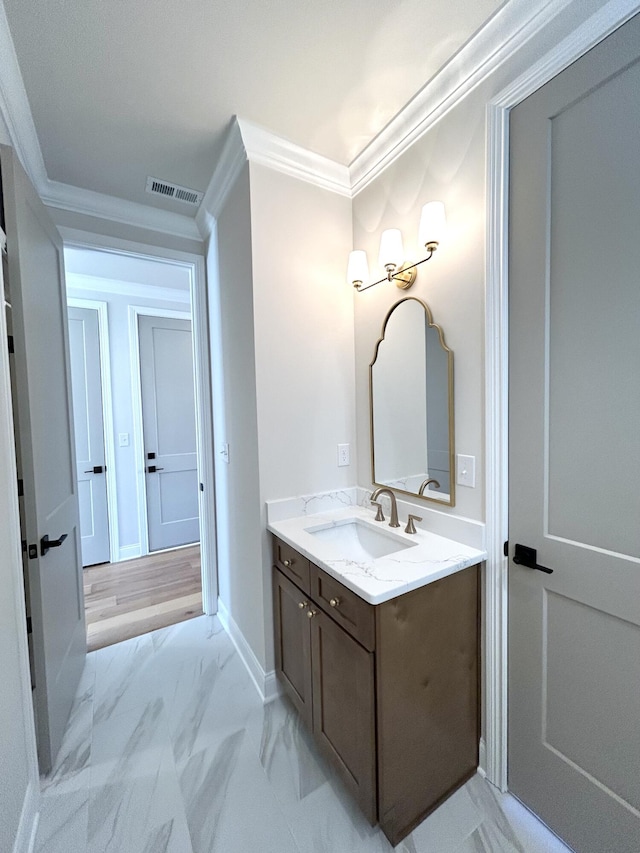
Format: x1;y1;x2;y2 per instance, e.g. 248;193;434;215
3;0;503;214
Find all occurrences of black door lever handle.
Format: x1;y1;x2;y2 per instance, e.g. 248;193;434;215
41;533;68;556
84;465;105;474
513;543;554;574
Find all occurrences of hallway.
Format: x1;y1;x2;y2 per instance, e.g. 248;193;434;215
83;545;202;651
35;614;571;853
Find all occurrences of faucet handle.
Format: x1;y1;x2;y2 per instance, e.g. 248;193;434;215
371;500;385;522
405;514;422;534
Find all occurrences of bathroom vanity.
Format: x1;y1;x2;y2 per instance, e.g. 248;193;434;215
270;509;484;846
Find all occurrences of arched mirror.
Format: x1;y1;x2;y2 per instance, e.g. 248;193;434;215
370;297;455;506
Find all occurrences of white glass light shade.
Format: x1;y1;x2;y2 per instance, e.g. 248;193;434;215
347;250;369;285
378;229;404;271
418;201;446;248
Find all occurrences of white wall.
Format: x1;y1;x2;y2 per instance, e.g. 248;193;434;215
67;274;190;560
50;206;203;257
208;160;354;675
250;163;355;671
352;0;612;526
209;163;266;665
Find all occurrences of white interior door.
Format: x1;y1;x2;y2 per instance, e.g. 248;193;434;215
508;16;640;853
1;144;86;773
138;314;199;551
68;306;109;566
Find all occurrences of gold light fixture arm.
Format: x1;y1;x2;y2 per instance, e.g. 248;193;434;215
354;247;435;292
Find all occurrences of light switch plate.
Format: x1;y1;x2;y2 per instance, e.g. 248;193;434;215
118;432;129;447
220;443;229;464
456;454;476;487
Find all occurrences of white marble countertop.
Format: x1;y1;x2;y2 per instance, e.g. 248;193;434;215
267;506;487;605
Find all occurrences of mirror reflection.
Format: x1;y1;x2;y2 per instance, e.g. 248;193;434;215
370;297;454;506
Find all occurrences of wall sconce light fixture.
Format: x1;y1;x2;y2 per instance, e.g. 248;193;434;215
348;201;446;292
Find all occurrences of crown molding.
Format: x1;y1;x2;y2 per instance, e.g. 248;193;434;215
41;178;201;241
196;117;352;238
66;272;190;304
196;119;247;238
0;1;48;188
237;117;352;198
348;0;577;195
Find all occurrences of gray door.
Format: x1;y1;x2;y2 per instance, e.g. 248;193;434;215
508;16;640;853
1;144;86;773
68;306;110;566
138;314;199;551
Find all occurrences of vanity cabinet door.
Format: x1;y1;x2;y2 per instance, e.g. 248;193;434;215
273;568;313;729
310;608;377;823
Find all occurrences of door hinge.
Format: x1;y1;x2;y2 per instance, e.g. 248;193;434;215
503;540;509;557
21;539;27;553
17;478;23;497
26;616;32;635
8;334;14;354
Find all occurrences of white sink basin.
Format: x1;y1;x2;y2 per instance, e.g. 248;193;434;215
305;518;415;562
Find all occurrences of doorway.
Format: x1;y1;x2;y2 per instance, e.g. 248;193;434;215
64;242;217;647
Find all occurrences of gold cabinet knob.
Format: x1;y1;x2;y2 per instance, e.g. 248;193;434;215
298;601;308;609
329;597;340;608
307;610;317;619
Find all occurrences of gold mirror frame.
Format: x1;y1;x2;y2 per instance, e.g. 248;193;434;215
369;296;455;507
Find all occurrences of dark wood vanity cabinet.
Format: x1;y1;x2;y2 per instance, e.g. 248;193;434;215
272;536;480;847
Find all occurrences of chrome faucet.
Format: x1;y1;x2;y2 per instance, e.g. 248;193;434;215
370;487;400;528
418;477;440;496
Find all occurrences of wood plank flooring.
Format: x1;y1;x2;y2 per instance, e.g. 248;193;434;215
84;545;203;652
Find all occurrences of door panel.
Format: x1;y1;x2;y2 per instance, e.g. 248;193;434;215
1;144;86;773
310;608;376;823
508;16;640;852
68;306;109;566
138;315;199;551
273;568;313;729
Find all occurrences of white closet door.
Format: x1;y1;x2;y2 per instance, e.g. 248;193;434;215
139;314;199;551
68;306;109;566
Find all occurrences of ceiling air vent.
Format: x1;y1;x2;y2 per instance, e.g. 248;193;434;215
145;176;203;206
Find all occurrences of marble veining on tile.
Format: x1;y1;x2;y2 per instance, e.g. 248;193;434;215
35;614;572;853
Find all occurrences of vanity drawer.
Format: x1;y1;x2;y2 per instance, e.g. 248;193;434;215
310;564;375;652
273;537;311;595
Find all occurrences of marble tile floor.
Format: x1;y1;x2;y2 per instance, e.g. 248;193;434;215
35;615;573;853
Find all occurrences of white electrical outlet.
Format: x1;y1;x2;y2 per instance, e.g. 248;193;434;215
456;454;476;487
337;443;350;467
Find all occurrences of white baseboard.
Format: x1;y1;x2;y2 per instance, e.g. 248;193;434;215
12;780;39;853
478;737;488;779
217;597;278;703
263;669;283;704
116;544;142;562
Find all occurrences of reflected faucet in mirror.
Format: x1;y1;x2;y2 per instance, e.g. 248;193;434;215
418;477;441;496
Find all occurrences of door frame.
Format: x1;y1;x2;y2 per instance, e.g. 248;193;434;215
67;298;117;564
60;231;218;616
484;0;640;791
129;306;193;557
